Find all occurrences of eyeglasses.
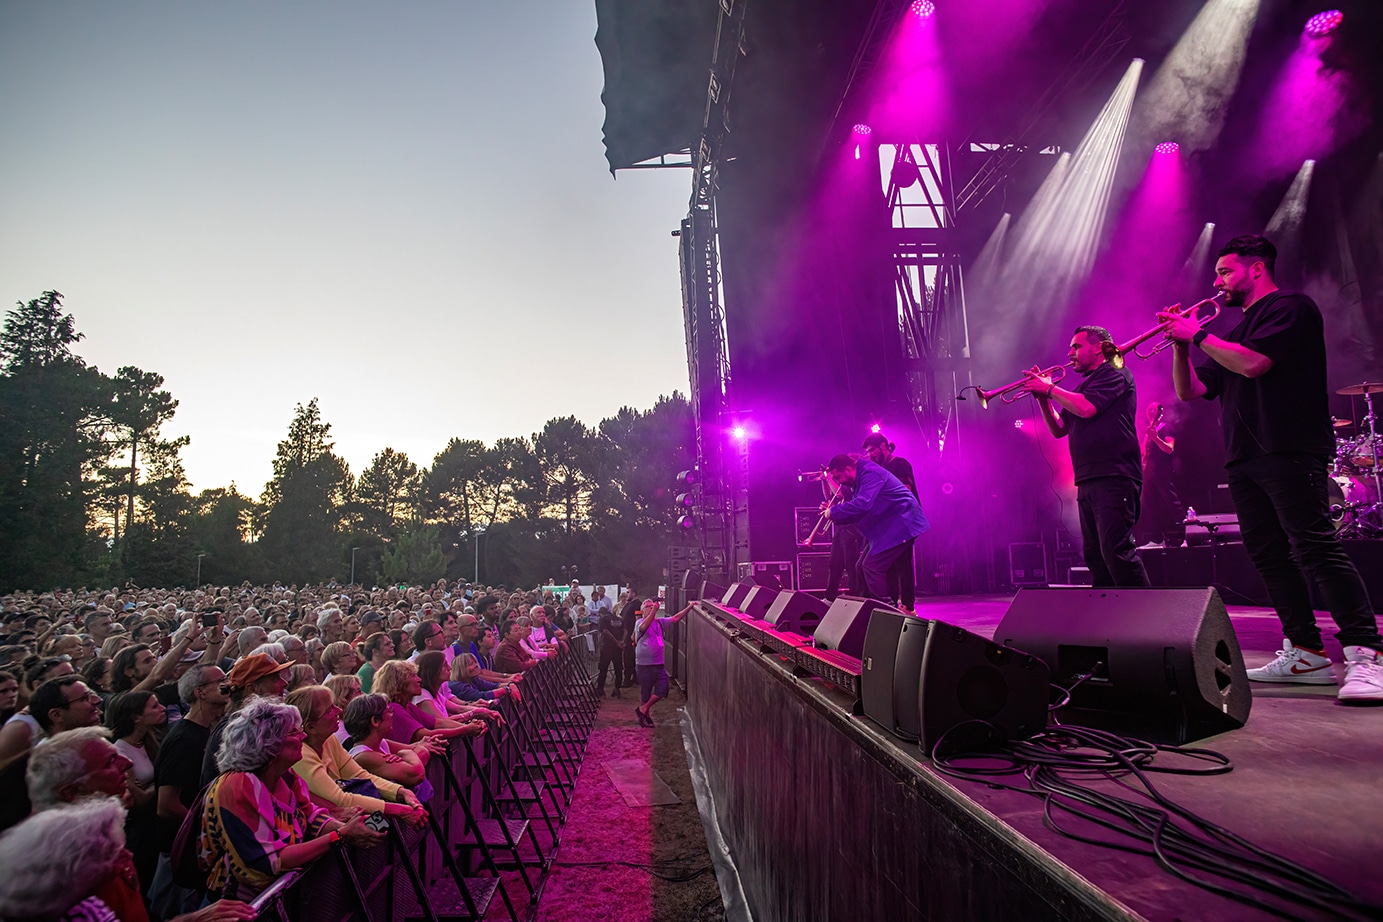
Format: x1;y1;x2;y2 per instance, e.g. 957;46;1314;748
60;688;100;707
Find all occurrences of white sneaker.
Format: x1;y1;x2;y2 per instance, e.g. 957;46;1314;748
1338;646;1383;704
1245;639;1335;684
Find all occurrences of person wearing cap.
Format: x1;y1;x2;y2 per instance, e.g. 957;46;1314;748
198;653;292;788
358;611;385;642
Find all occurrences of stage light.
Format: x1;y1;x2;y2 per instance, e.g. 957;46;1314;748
676;492;695;509
1265;160;1315;263
731;426;747;441
1133;0;1261;153
677;514;696;530
910;0;935;18
1304;10;1342;38
676;469;698;486
1154;141;1180;155
870;423;881;434
852;123;872;161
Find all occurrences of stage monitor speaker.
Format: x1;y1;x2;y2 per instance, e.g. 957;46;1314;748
814;596;905;659
721;581;753;610
702;580;728;604
917;621;1051;754
764;590;829;635
994;587;1251;744
740;585;778;620
862;614;1050;750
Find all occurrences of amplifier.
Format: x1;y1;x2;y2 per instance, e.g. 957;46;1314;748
796;552;832;591
1008;542;1047;587
795;506;831;547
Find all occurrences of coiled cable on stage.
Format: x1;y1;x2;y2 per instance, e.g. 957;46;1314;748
927;720;1383;921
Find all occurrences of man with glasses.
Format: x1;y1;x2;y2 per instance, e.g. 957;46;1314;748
149;663;228;915
632;600;693;728
409;621;448;662
30;675;103;741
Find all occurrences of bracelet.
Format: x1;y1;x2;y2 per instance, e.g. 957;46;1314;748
1191;329;1209;348
328;830;341;843
1046;383;1056;397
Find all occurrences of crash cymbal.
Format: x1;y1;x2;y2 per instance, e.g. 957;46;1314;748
1334;418;1354;428
1337;382;1383;395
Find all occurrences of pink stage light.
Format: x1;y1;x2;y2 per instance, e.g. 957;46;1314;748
1304;10;1343;38
731;426;747;441
851;124;872;161
1154;141;1180;155
870;423;882;434
910;0;936;18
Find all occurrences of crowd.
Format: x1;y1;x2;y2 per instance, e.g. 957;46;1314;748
0;576;672;922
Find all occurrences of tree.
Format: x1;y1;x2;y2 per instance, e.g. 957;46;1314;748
422;438;489;533
0;292;114;590
258;400;353;583
108;366;178;537
356;447;421;534
532;416;597;531
378;524;446;586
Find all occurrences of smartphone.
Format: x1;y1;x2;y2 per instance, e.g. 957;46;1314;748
201;613;219;627
364;811;389;833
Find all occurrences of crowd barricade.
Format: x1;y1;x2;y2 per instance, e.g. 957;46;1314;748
248;645;597;922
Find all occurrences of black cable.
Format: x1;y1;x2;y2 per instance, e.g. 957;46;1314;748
929;721;1383;920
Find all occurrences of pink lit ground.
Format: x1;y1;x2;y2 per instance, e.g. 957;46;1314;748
490;675;725;922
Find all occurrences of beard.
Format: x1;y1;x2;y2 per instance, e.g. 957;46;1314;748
1223;285;1248;308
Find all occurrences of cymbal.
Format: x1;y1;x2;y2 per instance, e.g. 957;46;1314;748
1337;382;1383;395
1333;418;1353;428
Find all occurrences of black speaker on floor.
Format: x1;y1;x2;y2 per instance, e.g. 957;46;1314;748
917;621;1051;755
814;596;904;659
681;569;706;601
764;590;829;635
994;587;1251;744
740;585;778;619
702;579;728;605
721;581;754;610
862;609;931;740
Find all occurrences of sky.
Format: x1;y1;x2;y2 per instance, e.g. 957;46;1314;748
0;2;692;494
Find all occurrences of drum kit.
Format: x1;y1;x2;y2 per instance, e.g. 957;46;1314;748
1330;382;1383;535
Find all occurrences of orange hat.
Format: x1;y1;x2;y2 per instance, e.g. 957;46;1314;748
225;653;291;690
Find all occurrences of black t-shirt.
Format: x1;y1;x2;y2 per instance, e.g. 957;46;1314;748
1195;291;1333;465
200;714;229;789
881;456;918;499
1060;361;1141;485
619;600;639;641
598;611;624;647
154;717;211;853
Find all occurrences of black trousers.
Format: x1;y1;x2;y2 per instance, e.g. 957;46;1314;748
597;643;625;690
1228;452;1381;650
857;540;913;603
622;641;636;685
887;538;917;609
1077;476;1150;588
825;525;862;601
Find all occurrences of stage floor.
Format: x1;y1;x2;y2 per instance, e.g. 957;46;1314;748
902;593;1383;920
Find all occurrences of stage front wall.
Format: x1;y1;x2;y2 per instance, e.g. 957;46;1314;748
684;607;1126;922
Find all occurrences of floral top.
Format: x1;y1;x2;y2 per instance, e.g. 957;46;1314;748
199;770;331;900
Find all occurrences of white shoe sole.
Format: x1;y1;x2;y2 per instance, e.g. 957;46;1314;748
1337;690;1383;704
1245;670;1336;685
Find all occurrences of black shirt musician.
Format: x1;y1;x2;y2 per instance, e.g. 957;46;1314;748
1022;325;1151;587
1162;234;1381;703
862;432;919;608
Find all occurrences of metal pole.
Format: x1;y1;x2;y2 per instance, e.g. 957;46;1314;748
196;553;206;585
474;531;483;582
350;547;359;586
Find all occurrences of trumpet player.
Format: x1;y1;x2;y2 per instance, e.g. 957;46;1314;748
1020;325;1150;587
1161;233;1382;703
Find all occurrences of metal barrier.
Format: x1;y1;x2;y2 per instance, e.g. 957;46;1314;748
246;644;596;922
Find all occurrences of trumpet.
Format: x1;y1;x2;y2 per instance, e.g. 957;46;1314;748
1114;293;1223;359
976;363;1071;408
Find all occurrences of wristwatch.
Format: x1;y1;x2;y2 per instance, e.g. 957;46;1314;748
1191;329;1209;348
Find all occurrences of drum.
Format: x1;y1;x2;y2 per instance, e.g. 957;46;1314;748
1351;435;1378;468
1335;437;1359;474
1329;477;1349;530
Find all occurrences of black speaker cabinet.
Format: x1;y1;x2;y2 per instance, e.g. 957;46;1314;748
740;585;778;620
862;609;931;740
917;621;1051;755
995;587;1251;744
721;581;754;610
796;552;832;591
863;614;1049;751
764;590;829;636
814;596;905;659
681;569;706;600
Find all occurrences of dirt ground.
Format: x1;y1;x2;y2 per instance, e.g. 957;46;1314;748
486;668;727;922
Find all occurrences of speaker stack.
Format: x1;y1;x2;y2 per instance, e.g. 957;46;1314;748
763;590;829;635
994;587;1251;744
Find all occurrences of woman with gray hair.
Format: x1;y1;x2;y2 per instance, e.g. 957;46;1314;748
200;697;383;900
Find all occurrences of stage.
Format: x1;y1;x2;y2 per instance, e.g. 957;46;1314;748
683;593;1383;921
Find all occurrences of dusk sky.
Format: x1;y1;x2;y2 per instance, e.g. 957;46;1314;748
0;3;691;493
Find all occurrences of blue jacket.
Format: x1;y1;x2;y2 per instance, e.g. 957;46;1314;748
828;458;929;553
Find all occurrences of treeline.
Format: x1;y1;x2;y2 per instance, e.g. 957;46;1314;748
0;292;695;592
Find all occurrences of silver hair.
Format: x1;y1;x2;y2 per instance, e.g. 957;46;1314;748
250;642;288;664
178;662;220;704
529;605;545;617
215;696;301;774
267;629;290;643
238;626;268;657
316;607;340;629
171;618;194;644
26;726;112;811
0;797;127;918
